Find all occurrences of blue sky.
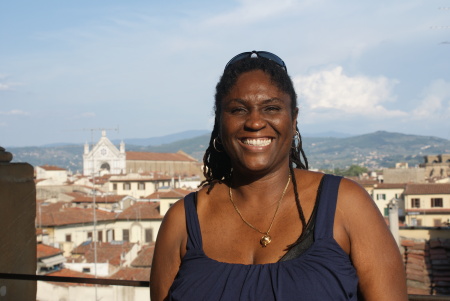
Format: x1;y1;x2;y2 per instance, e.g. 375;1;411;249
1;0;449;147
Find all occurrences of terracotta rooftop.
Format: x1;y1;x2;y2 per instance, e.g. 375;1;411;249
126;151;197;162
404;183;450;195
71;195;130;204
37;243;63;259
401;237;450;296
39;205;116;226
116;202;163;220
38;164;67;171
71;241;134;266
146;188;192;199
110;267;150;281
46;268;95;287
131;244;155;268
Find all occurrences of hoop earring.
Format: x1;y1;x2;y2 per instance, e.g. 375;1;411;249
213;137;223;152
292;131;300;149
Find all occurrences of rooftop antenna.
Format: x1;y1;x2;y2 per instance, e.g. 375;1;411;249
69;126;119;301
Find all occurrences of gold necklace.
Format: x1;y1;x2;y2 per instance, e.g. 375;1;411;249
228;174;291;247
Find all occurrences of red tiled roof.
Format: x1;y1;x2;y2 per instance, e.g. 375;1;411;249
110;267;150;281
116;202;163;220
404;183;450;195
71;241;134;266
46;268;96;287
37;243;62;259
131;244;155;267
126;151;197;162
47;268;95;278
402;238;450;295
39;206;116;226
146;188;192;199
38;164;66;171
72;195;129;204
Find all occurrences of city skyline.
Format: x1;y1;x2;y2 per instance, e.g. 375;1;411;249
1;0;450;147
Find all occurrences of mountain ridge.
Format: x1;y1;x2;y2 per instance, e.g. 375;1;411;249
7;130;450;172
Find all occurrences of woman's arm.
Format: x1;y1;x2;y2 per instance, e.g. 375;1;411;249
337;178;408;301
150;199;187;301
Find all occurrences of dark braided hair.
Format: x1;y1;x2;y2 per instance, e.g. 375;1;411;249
200;55;309;238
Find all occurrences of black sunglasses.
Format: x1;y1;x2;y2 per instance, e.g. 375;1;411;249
224;50;287;72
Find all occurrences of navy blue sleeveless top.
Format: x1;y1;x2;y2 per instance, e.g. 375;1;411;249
169;175;359;300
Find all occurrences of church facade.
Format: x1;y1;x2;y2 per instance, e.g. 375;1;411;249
83;131;202;177
83;131;126;176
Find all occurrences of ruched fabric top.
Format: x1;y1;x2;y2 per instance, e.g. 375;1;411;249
168;175;359;300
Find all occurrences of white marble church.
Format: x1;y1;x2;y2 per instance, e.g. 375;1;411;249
83;131;202;177
83;131;126;176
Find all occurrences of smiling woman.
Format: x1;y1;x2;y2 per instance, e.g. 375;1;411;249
150;51;408;301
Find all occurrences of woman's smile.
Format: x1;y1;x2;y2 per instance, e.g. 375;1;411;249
241;137;273;147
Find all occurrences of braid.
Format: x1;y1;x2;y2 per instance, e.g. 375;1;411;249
199;122;232;192
290;125;309;170
289;159;307;234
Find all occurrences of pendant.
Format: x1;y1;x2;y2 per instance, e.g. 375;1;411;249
260;234;271;247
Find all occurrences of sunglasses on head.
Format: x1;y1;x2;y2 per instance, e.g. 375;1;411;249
224;50;287;72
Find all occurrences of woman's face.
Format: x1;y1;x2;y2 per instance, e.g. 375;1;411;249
219;70;298;175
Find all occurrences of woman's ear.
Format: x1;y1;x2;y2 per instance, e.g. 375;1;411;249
292;107;299;131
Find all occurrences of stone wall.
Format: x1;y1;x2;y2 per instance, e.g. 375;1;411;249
0;147;36;300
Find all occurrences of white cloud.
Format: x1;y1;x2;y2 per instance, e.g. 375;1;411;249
0;83;11;91
0;110;30;116
81;112;96;118
0;74;22;91
293;66;406;119
412;79;450;119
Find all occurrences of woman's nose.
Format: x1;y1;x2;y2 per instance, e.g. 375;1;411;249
244;110;266;131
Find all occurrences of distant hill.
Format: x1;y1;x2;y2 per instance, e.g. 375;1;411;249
8;131;450;172
111;129;209;146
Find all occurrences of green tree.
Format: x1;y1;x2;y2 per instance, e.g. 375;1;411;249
328;165;369;177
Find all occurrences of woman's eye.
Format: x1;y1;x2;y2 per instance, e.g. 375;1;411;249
265;106;280;112
231;107;246;114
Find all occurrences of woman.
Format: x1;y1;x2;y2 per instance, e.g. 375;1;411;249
150;51;407;300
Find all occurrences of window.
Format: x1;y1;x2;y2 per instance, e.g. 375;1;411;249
98;231;103;242
113;183;117;190
411;218;422;226
107;229;115;242
82;267;91;273
145;228;153;243
434;219;442;227
87;232;93;240
431;198;443;208
65;234;71;242
411;198;420;208
123;183;131;190
123;229;129;242
138;182;145;190
376;194;386;200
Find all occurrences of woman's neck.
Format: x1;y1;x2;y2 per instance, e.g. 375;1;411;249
229;165;292;206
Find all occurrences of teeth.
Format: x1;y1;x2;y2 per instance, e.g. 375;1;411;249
243;138;272;146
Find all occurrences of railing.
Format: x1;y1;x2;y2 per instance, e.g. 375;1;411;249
0;272;149;287
1;272;449;300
